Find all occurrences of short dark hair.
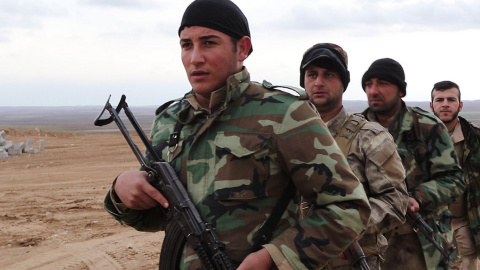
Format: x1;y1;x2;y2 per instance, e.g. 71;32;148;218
231;36;239;53
431;80;461;102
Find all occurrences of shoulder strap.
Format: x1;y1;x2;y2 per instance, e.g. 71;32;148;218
252;180;295;251
334;114;368;155
155;98;183;116
261;80;308;100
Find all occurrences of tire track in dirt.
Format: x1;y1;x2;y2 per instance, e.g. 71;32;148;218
3;230;163;270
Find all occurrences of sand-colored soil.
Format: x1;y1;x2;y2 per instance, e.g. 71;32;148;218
0;128;163;270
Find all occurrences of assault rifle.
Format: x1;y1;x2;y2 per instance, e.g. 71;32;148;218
407;209;455;264
94;95;235;270
343;240;370;270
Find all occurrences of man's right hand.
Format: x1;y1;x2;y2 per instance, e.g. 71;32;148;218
114;170;169;209
408;197;420;213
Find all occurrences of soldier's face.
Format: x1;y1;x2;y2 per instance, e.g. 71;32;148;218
180;26;249;107
304;65;344;114
365;78;403;115
430;88;463;124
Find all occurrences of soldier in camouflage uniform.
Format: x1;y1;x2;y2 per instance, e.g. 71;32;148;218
299;43;409;270
430;80;480;270
103;1;371;269
360;58;465;270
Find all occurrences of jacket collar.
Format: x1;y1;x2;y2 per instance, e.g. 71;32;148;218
177;67;251;123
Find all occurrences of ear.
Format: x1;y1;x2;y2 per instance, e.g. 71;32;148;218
430;102;434;111
237;36;251;61
459;101;463;112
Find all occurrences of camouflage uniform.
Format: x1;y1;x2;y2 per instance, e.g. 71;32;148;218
449;116;480;270
323;107;408;270
363;101;465;270
104;68;371;269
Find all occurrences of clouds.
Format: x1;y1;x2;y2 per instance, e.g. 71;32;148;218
270;0;480;35
81;0;157;8
0;0;478;106
0;1;59;43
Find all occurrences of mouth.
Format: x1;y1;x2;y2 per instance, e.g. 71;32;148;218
312;91;327;97
190;70;208;79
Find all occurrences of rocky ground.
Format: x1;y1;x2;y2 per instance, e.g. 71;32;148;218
0;128;163;270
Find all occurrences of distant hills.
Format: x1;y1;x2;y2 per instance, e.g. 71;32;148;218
0;105;158;133
1;100;479;133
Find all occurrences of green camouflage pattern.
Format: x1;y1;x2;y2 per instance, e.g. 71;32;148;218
363;102;465;270
324;108;408;270
104;68;371;269
458;116;480;258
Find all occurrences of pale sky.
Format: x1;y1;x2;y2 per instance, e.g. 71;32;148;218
0;0;479;106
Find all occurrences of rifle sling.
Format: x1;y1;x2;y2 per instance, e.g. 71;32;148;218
158;120;186;270
253;180;296;251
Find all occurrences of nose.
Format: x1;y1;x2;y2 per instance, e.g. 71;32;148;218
314;76;324;87
365;83;379;96
189;46;204;65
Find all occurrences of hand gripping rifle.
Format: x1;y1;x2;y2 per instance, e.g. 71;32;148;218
94;95;235;270
342;240;370;270
406;209;455;264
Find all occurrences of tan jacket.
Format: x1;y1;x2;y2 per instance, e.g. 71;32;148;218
326;107;408;269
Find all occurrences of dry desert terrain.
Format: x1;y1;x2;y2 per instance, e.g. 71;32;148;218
0;128;163;270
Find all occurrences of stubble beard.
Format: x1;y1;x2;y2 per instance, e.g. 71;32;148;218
434;110;459;124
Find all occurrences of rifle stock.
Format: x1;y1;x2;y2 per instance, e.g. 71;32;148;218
95;95;235;270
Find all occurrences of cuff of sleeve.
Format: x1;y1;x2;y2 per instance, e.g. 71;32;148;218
110;177;130;214
263;244;294;270
110;188;129;214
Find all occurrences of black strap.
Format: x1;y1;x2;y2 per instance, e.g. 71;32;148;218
252;180;296;251
158;119;185;269
169;121;183;147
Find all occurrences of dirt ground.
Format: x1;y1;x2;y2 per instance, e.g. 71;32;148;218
0;128;163;270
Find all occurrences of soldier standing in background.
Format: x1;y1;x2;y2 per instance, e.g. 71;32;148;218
431;80;480;270
299;43;409;270
361;58;465;270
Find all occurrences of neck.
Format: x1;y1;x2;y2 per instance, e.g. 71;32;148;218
444;117;459;132
318;106;343;123
375;100;402;127
376;114;391;127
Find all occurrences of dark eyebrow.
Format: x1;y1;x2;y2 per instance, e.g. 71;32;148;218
200;35;221;40
180;34;221;43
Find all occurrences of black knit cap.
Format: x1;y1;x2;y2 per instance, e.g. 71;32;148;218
361;58;407;96
299;43;350;91
178;0;253;55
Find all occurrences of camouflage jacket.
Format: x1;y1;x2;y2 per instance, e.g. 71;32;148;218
325;108;408;269
457;116;480;258
104;68;371;270
363;101;465;269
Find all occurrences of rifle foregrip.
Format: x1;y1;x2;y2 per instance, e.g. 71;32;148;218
213;251;236;270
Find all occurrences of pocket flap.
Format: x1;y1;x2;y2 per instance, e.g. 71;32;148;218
215;132;271;158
